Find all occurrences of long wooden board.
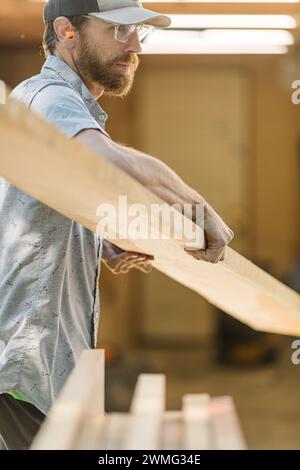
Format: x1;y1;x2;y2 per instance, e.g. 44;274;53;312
210;396;246;450
31;350;105;450
1;98;300;335
182;394;211;450
127;374;166;449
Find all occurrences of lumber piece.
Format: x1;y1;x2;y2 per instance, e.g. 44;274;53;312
210;396;246;450
182;394;212;450
31;350;105;450
1;99;300;336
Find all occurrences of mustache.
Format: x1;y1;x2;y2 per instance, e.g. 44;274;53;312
113;53;139;66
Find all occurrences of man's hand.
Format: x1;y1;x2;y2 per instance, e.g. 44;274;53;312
184;201;234;263
102;240;153;274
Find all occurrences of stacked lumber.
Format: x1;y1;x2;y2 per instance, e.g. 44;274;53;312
32;350;246;450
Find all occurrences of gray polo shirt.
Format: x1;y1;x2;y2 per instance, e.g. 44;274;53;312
0;55;110;415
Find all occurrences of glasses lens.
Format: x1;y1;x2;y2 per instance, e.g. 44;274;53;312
116;24;154;43
116;24;135;42
137;25;154;43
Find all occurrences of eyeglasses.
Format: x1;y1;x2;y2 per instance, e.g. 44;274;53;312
82;16;154;44
114;24;154;43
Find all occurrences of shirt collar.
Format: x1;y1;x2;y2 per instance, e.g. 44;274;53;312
41;55;108;126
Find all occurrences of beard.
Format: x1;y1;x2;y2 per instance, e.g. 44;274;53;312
75;36;140;98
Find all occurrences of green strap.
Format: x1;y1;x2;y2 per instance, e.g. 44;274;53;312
9;391;32;404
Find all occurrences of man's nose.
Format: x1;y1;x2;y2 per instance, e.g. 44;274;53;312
124;31;142;54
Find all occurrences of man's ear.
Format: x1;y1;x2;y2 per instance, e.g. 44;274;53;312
53;16;75;48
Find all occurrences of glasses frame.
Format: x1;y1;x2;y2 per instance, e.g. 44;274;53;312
81;15;154;44
114;23;154;43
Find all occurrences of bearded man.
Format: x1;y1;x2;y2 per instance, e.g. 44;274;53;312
0;0;233;449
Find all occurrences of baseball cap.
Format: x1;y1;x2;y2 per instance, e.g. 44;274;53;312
43;0;171;28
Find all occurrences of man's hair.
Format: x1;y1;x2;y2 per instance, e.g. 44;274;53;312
42;16;87;57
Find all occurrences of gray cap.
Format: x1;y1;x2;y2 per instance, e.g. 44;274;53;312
44;0;171;27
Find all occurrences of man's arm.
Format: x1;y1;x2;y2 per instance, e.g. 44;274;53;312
75;129;234;263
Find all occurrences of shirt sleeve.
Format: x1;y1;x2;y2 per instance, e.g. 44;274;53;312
30;83;105;138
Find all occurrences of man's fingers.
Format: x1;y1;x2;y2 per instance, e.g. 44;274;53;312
116;261;152;274
109;258;153;274
137;263;153;273
206;247;226;263
124;252;154;260
117;253;154;263
184;247;225;263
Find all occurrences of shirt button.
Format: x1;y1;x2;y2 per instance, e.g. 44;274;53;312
99;115;105;120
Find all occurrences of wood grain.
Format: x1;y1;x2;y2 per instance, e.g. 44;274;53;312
1;98;300;336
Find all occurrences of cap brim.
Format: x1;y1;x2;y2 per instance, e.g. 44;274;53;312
87;7;171;28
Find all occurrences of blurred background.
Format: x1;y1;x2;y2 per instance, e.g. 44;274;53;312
1;0;300;449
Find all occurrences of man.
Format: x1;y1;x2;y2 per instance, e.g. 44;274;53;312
0;0;234;449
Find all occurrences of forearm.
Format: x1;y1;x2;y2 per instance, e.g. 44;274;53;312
107;142;232;251
114;141;204;205
102;239;123;261
76;130;205;218
113;142;207;224
76;129;234;262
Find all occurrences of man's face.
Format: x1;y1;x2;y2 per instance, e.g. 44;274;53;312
74;18;141;98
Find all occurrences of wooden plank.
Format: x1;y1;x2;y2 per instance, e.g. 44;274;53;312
105;413;130;450
210;396;246;450
103;412;162;450
0;81;6;105
75;415;107;450
1;99;300;336
31;349;105;450
124;374;166;449
130;374;166;415
182;394;212;450
124;414;162;450
162;411;182;450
